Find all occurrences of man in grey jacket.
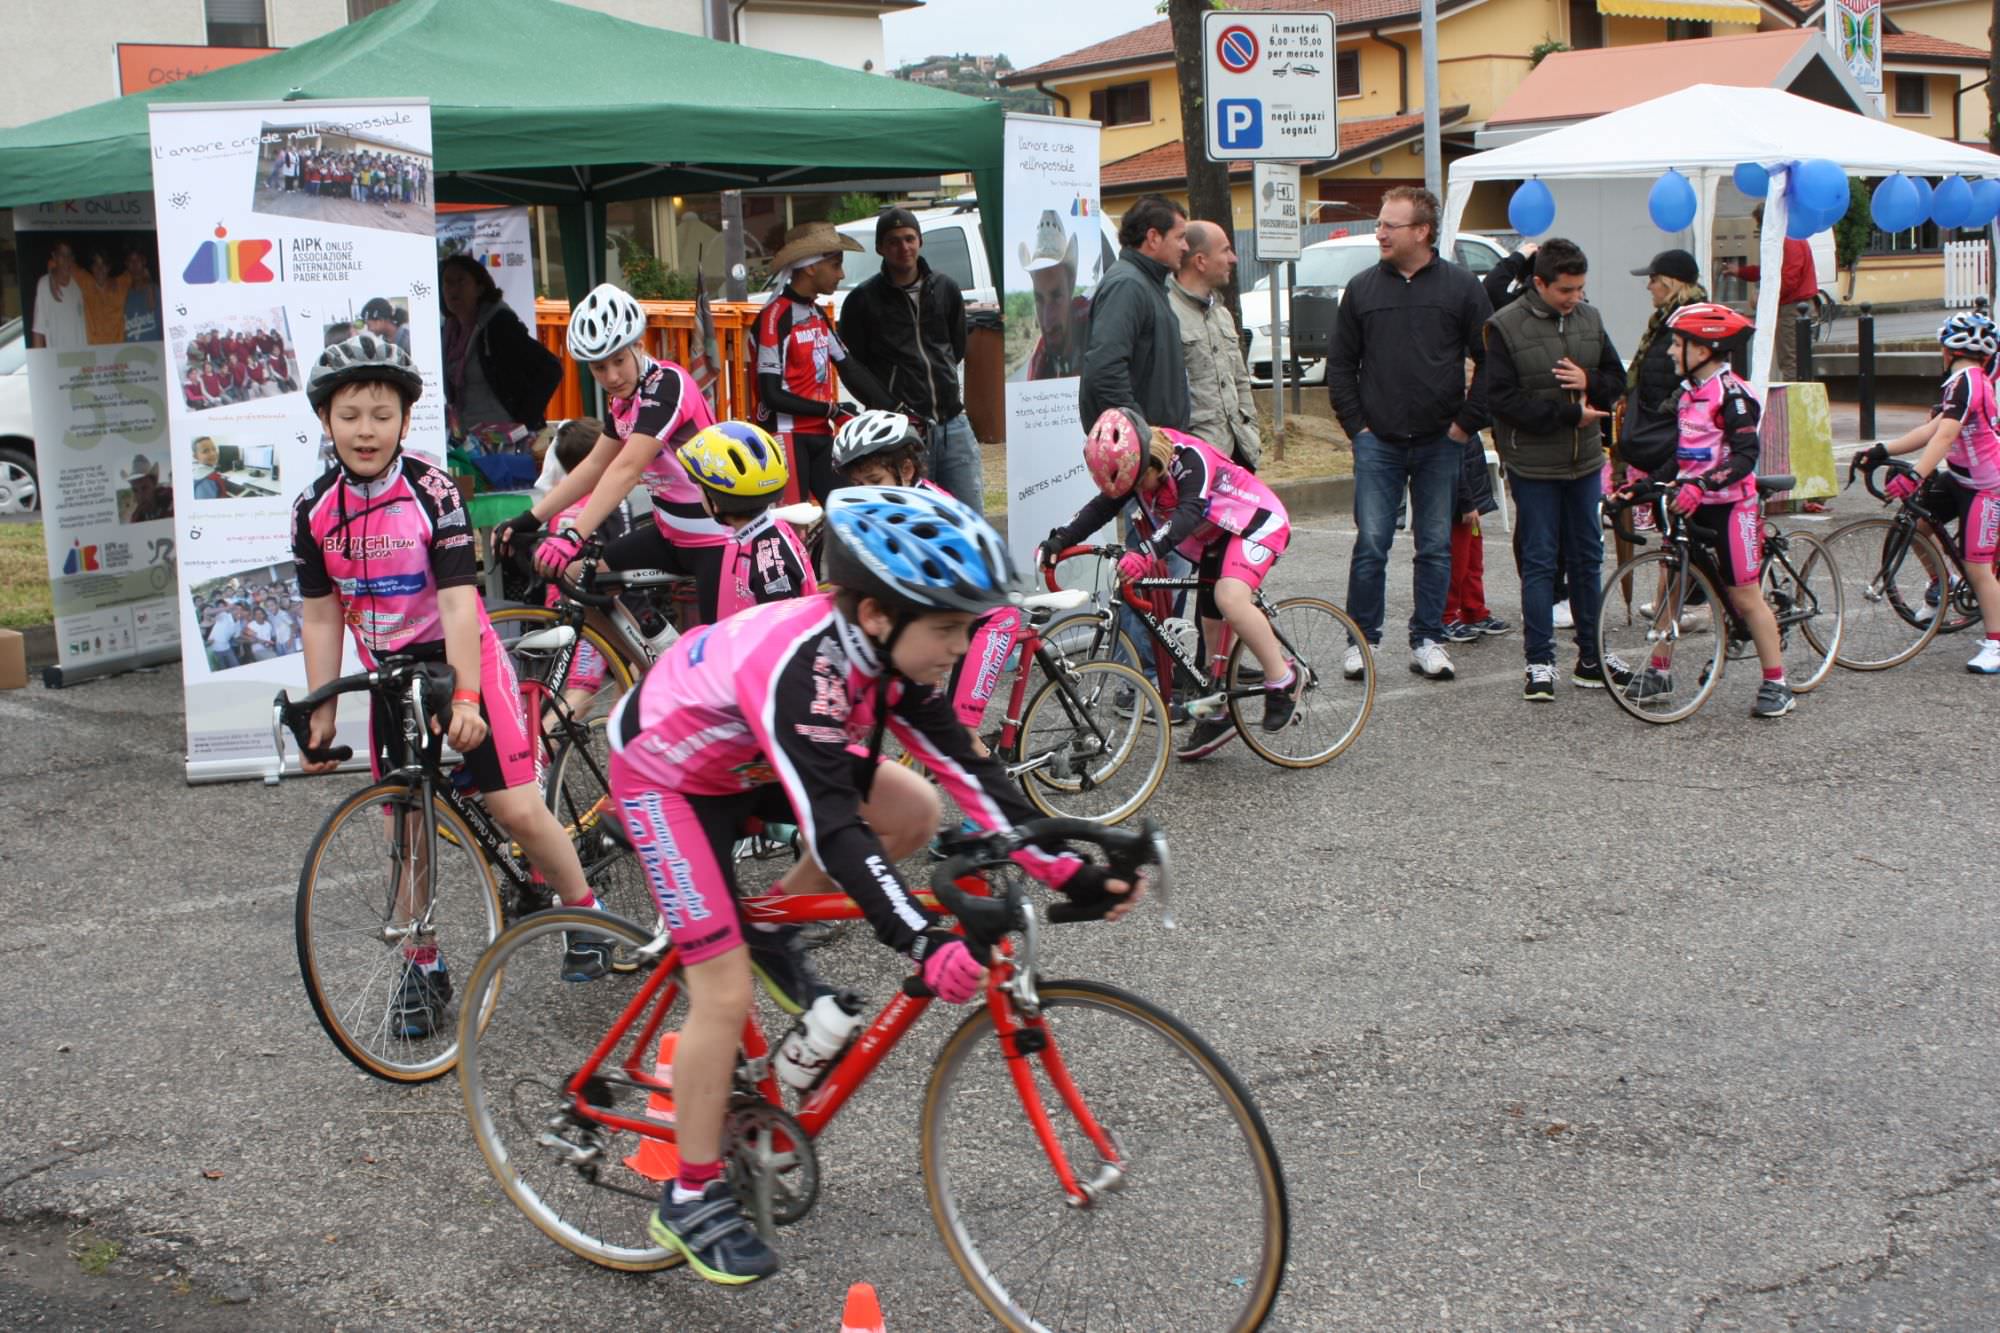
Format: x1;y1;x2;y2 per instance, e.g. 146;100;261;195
1079;194;1190;431
1170;221;1260;468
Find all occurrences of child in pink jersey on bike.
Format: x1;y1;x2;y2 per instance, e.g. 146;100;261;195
1858;311;2000;674
1039;408;1299;761
675;420;818;621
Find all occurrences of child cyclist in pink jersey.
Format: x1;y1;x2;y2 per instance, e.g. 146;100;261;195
290;336;611;1042
675;420;818;620
499;283;731;626
1039;408;1299;762
608;486;1140;1284
1623;303;1794;718
1856;312;2000;674
832;410;1022;754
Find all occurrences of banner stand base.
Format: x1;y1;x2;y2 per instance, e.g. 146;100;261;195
42;646;180;690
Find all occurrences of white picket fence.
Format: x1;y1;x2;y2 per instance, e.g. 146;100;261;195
1944;239;1991;308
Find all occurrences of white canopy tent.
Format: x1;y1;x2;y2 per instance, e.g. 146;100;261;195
1441;85;2000;393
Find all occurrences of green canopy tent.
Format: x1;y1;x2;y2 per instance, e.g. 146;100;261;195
0;0;1006;300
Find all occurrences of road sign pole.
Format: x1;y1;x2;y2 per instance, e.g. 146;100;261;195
1271;277;1285;438
1421;0;1441;195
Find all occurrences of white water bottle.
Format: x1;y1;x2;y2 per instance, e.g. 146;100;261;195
773;994;865;1093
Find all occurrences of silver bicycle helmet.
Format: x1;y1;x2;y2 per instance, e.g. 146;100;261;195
832;409;922;470
306;333;423;410
567;283;646;363
1939;311;1998;359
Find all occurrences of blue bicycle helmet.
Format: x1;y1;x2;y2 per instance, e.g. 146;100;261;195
1939;312;1997;359
823;486;1016;615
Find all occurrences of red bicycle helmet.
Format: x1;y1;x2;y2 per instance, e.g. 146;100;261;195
1665;302;1754;350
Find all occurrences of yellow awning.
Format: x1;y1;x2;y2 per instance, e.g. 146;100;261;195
1597;0;1761;23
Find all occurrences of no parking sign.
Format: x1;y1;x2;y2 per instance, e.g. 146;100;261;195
1200;10;1338;162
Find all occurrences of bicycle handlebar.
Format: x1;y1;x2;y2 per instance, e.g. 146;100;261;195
1846;449;1917;505
270;656;454;768
1042;543;1120;592
1604;480;1673;547
928;815;1172;935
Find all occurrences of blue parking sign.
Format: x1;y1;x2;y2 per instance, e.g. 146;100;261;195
1217;99;1262;150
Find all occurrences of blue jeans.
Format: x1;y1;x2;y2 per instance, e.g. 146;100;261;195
927;414;984;512
1347;431;1459;647
1509;472;1605;666
1112;517;1192;687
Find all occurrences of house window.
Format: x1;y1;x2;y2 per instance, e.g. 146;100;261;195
1892;74;1929;117
1666;19;1711;39
1566;0;1604;49
347;0;400;20
205;0;268;47
1868;221;1941;254
1090;81;1152;129
1336;50;1361;99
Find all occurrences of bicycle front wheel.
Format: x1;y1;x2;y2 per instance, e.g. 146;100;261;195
922;981;1288;1332
1819;518;1948;670
1228;596;1373;767
1772;530;1843;692
1015;659;1169;825
489;606;638;726
458;909;683;1272
1597;551;1726;724
296;781;506;1082
547;716;657;946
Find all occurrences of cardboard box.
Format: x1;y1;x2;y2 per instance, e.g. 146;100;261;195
0;629;26;690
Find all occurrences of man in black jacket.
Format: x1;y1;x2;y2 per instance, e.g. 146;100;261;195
839;208;982;508
1326;185;1492;682
1079;194;1190;432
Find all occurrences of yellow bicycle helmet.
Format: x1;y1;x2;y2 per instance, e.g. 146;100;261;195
676;420;789;514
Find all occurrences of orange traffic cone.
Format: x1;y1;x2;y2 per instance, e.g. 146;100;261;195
839;1281;885;1333
623;1031;680;1180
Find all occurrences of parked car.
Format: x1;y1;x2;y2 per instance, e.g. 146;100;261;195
1244;232;1509;385
0;319;37;514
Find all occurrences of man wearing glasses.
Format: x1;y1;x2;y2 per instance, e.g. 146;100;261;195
1326;186;1493;683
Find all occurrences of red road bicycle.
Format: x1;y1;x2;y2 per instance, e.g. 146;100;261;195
456;817;1289;1331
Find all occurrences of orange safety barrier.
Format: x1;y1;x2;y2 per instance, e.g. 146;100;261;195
535;296;766;426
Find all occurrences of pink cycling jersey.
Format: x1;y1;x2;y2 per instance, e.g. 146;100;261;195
715;507;817;621
1671;369;1760;505
607;356;728;549
1937;365;2000;491
610;595;1082;955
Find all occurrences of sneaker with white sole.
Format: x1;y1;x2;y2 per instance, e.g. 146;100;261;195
1571;654;1633;690
1968;638;2000;675
1342;644;1368;680
1523;663;1557;701
1750;679;1796;718
1175;715;1237;760
1551;599;1574;630
1408;640;1455;681
1623;666;1673;703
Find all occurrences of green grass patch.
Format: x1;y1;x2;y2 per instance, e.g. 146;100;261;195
0;522;53;629
72;1236;120;1276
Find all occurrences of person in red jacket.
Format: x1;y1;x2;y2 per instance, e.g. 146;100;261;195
1725;204;1817;383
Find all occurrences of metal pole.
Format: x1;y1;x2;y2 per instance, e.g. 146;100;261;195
1420;0;1441;196
1270;275;1284;439
722;190;747;302
1286;262;1300;414
1857;302;1876;440
1793;301;1813;384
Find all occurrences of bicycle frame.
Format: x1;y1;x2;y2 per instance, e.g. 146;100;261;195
558;884;1121;1207
987;610;1129;788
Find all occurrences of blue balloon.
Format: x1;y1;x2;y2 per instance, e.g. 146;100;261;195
1932;175;1974;229
1797;158;1848;214
1508;179;1556;237
1870;175;1920;232
1733;161;1771;199
1648;169;1698;233
1910;175;1934;222
1968;180;2000;229
1786;205;1821;240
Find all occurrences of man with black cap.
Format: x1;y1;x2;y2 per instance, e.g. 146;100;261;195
1622;248;1707;477
361;297;411;356
838;207;982;508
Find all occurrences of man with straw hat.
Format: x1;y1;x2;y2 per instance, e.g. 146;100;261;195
1020;209;1088;382
753;221;891;504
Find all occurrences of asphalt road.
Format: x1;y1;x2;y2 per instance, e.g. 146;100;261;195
4;476;1999;1332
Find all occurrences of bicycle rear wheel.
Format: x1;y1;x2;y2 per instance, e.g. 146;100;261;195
1227;596;1373;767
1039;611;1143;675
457;909;684;1272
922;980;1288;1332
296;780;506;1082
1597;552;1727;724
1771;529;1842;692
1015;660;1169;825
1818;518;1948;670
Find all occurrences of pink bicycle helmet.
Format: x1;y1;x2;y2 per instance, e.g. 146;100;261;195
1085;408;1148;497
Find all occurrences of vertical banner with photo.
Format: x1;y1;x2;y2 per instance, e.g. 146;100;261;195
1002;113;1103;570
12;194;179;687
436;206;536;324
149;98;439;782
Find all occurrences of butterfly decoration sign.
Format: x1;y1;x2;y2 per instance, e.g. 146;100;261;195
1826;0;1881;93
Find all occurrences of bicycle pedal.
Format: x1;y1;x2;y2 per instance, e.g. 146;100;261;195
1184;693;1226;719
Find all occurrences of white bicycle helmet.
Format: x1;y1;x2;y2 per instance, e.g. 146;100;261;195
567;283;646;363
1938;312;1998;359
832;409;922;470
307;333;424;410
